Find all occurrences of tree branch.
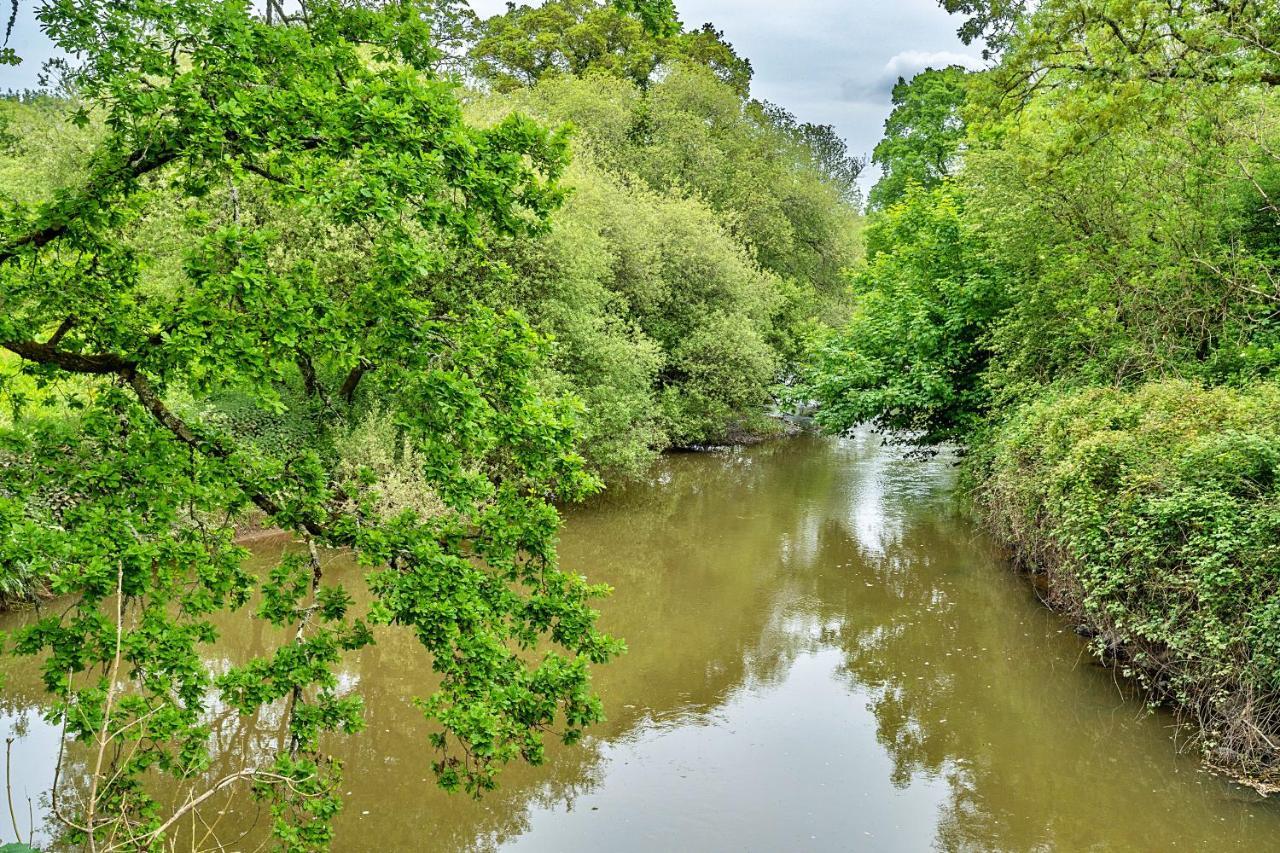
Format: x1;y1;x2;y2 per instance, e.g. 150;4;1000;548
242;160;290;185
338;361;372;404
297;354;323;399
123;368;298;523
105;769;297;853
0;143;179;266
1;337;352;538
1;340;132;374
46;315;77;347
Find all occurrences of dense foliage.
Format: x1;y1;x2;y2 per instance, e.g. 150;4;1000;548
0;0;863;847
804;0;1280;783
469;0;750;94
459;62;861;472
865;66;966;212
976;382;1280;784
0;0;719;848
804;181;1002;443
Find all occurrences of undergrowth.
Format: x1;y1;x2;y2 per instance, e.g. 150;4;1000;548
973;380;1280;789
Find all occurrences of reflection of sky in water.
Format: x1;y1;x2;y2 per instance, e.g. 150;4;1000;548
506;650;951;853
2;711;60;848
842;430;957;562
490;432;970;850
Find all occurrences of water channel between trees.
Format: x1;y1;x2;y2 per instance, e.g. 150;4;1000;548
3;432;1277;851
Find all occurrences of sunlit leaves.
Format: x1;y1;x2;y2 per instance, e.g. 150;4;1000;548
802;183;1006;443
471;0;748;95
868;67;969;211
0;0;621;848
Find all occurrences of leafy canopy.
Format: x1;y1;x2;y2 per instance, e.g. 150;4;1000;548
470;0;751;94
0;0;643;848
802;182;1005;443
940;0;1280;94
814;1;1280;442
867;66;968;211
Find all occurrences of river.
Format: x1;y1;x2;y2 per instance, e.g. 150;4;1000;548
3;432;1278;850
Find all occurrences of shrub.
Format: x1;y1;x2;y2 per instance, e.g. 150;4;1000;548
336;409;447;522
976;380;1280;785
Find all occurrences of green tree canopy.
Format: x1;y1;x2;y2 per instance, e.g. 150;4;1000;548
942;0;1280;99
802;182;1005;443
470;0;751;94
867;66;969;211
937;0;1027;58
449;64;862;471
814;1;1280;443
0;0;626;847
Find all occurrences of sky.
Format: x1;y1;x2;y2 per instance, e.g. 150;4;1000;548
1;0;985;192
468;0;986;191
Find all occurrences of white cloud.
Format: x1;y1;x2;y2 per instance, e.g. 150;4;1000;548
466;1;984;190
882;49;984;78
841;49;983;105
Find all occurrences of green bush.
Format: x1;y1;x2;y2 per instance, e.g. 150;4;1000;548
458;62;863;472
336;409;448;521
798;0;1280;791
975;380;1280;784
660;311;779;446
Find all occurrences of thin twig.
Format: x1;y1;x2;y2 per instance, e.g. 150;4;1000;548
5;736;22;845
86;561;126;852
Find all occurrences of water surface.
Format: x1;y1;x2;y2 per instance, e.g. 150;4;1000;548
3;433;1277;850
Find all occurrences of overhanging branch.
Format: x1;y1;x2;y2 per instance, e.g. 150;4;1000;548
1;340;132;374
0;336;345;538
0;143;180;266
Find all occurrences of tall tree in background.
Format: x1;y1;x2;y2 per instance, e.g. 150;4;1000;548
940;0;1280;96
802;63;999;444
937;0;1025;58
867;66;967;211
458;6;861;468
757;101;865;205
418;0;481;74
469;0;751;94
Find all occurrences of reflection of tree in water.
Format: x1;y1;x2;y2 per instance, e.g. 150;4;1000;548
780;442;1271;852
560;439;848;714
0;440;830;851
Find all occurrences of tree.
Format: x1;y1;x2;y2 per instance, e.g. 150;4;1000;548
867;66;968;211
941;0;1280;105
757;101;865;205
612;0;679;37
0;0;625;848
938;0;1027;59
801;183;1005;443
454;65;861;466
419;0;481;75
469;0;750;94
824;2;1280;442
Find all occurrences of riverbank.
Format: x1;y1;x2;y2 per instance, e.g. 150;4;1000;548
972;379;1280;793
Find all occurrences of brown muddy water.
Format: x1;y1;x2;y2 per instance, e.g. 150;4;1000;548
3;432;1279;851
